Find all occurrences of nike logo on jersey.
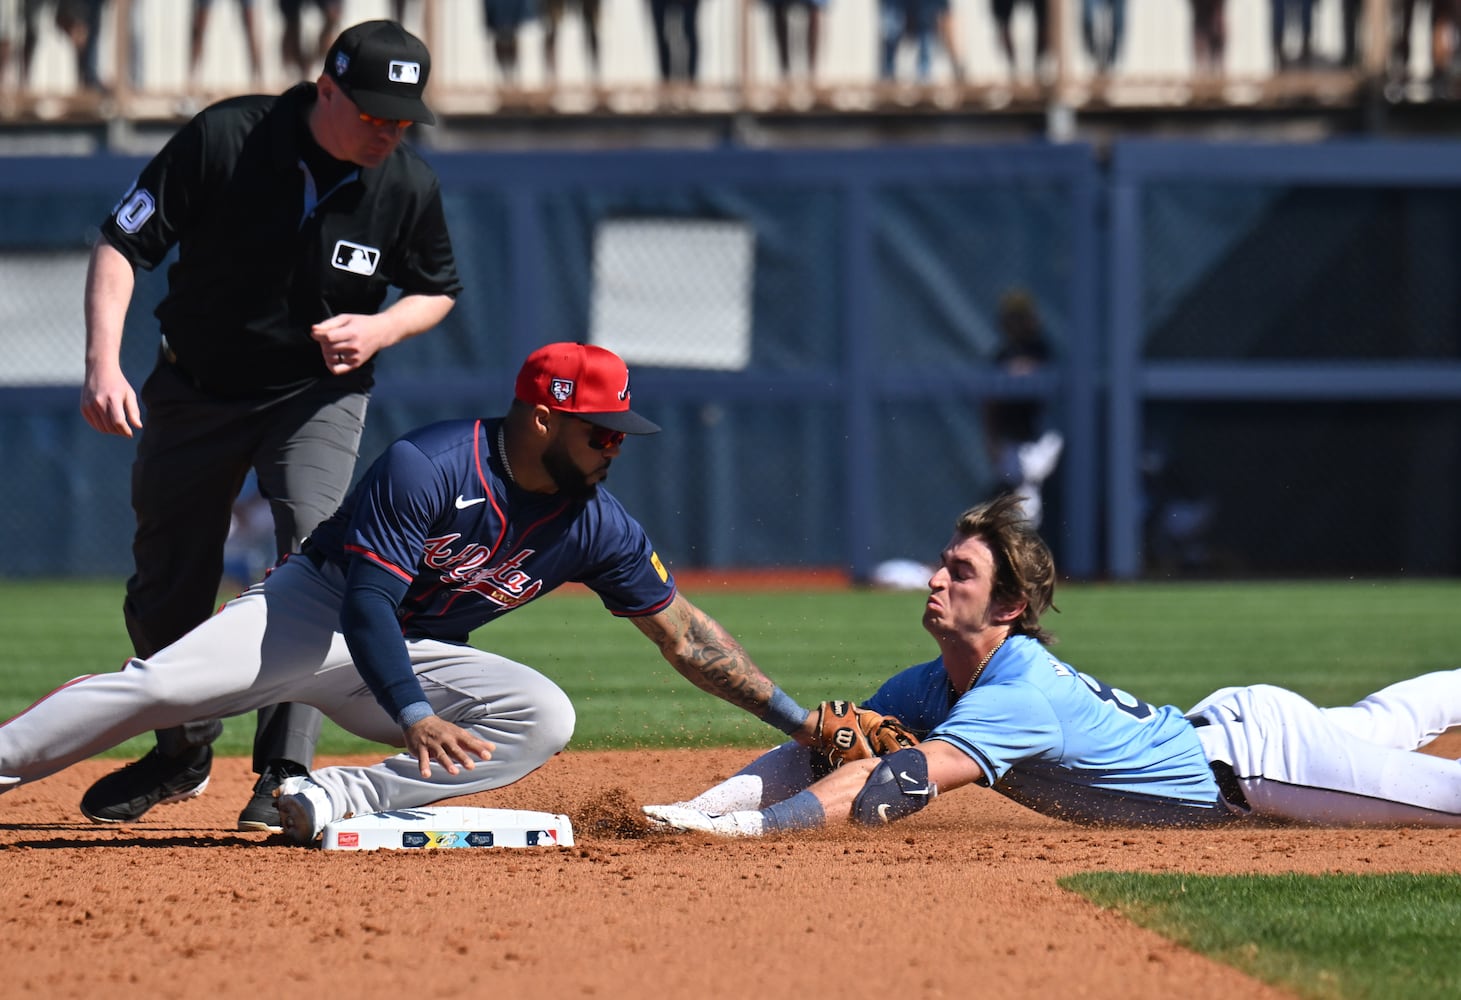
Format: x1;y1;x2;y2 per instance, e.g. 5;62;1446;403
454;495;487;509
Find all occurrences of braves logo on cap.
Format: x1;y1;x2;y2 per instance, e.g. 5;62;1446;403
618;376;630;402
550;378;574;403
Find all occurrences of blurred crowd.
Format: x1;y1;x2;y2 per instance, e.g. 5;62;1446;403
0;0;1454;112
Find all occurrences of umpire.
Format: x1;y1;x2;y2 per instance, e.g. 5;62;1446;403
78;19;462;832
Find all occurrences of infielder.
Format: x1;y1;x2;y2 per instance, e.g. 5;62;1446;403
1;343;814;844
646;494;1461;836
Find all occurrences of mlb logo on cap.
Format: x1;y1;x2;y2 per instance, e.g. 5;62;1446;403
389;60;421;84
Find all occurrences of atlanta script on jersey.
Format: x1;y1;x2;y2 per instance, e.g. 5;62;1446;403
305;418;675;643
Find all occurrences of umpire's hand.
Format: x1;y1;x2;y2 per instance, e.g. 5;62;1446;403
81;366;142;437
404;715;496;779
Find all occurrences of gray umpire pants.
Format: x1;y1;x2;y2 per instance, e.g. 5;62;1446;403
124;355;368;773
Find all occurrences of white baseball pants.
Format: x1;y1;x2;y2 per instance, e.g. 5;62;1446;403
1188;671;1461;826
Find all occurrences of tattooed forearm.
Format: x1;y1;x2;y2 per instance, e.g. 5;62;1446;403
633;595;776;715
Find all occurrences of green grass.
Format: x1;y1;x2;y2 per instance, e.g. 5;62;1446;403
1062;872;1461;1000
5;577;1460;756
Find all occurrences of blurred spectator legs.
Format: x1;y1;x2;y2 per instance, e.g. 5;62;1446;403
0;0;16;96
278;0;340;83
648;0;700;106
1270;0;1316;70
188;0;264;102
877;0;909;80
1341;0;1363;66
1190;0;1227;77
482;0;535;89
766;0;823;82
542;0;602;92
1389;0;1459;93
22;0;106;93
0;0;1445;121
880;0;965;82
1081;0;1124;78
1429;0;1458;93
1391;0;1416;84
991;0;1049;82
926;0;967;81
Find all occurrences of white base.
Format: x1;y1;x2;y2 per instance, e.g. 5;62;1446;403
321;807;574;851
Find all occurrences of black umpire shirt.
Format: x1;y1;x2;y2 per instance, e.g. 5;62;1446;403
100;83;462;399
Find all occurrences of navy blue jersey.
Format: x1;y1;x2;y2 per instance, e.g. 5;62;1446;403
864;635;1228;825
306;418;676;642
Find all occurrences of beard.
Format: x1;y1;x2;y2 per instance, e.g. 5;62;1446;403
542;441;602;500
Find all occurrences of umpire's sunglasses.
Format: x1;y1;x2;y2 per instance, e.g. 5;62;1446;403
358;111;412;129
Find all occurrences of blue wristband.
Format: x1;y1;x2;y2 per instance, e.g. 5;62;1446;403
396;701;435;729
762;687;809;735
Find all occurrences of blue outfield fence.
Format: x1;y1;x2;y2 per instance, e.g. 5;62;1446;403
3;140;1461;580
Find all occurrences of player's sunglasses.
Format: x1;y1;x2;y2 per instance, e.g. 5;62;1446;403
576;418;626;451
358;111;412;129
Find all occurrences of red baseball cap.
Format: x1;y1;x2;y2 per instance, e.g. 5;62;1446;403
515;343;661;435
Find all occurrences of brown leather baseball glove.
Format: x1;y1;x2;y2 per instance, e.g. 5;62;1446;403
809;700;921;778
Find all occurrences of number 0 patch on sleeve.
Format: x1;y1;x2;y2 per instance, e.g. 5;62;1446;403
115;186;156;234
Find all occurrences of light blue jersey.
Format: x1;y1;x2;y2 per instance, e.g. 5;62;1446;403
864;635;1230;826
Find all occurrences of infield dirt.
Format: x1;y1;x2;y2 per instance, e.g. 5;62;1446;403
3;739;1459;999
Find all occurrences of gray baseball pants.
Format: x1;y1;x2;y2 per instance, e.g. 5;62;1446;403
0;555;576;822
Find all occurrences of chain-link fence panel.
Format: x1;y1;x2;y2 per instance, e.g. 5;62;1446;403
1;145;1096;579
1108;143;1461;578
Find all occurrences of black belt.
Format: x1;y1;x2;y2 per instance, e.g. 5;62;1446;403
300;540;328;571
1189;715;1250;810
159;341;206;392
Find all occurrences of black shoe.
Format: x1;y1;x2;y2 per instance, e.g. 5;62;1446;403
80;746;213;824
237;759;309;833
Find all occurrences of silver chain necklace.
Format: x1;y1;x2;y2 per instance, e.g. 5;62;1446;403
497;423;516;485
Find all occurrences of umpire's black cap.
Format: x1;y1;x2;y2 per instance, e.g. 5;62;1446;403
325;20;436;125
